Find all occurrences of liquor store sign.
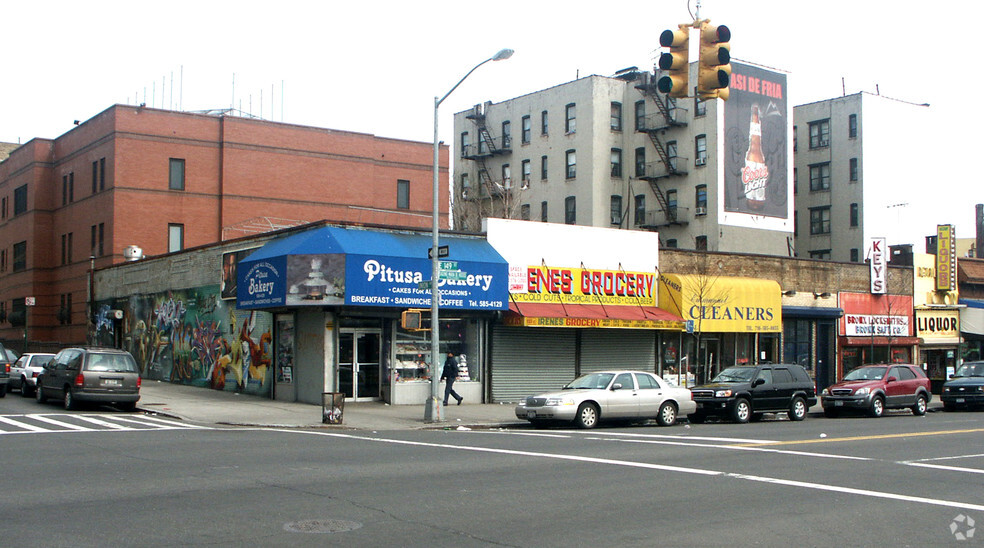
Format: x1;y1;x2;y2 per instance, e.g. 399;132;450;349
916;309;960;342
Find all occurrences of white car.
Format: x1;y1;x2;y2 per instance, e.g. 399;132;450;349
9;353;55;397
515;370;697;429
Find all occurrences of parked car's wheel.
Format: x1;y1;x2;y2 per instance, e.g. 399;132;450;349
656;402;678;426
118;402;137;412
35;380;47;403
749;412;764;422
823;408;840;418
0;384;6;398
64;387;77;411
942;402;955;412
867;396;884;418
21;378;34;397
688;412;706;424
731;398;751;423
574;402;599;429
788;396;808;421
912;394;928;416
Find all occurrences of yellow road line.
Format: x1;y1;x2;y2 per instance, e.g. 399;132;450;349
735;428;984;447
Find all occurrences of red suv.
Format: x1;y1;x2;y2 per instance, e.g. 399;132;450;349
821;364;931;418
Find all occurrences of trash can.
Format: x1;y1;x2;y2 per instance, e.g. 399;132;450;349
322;392;344;424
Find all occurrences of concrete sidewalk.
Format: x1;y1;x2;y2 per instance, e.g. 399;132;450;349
137;380;524;431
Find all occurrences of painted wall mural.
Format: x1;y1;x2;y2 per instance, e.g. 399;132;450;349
94;285;273;396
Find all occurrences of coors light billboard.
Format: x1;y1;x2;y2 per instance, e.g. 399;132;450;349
720;62;791;230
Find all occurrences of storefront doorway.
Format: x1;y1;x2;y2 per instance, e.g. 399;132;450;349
338;329;381;400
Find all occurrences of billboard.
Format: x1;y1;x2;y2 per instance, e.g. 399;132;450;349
719;62;791;231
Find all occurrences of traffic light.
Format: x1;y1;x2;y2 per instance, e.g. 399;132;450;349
697;21;731;100
656;25;690;98
401;309;431;331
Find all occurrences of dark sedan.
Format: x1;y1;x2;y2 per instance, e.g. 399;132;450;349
941;361;984;411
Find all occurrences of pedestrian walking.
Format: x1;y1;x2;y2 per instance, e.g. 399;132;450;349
441;352;463;406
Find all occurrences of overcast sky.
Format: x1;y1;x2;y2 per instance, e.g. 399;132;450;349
4;0;980;245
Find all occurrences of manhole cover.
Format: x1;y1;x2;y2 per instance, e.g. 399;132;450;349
283;519;363;534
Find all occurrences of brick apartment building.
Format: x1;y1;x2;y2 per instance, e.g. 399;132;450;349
0;104;446;346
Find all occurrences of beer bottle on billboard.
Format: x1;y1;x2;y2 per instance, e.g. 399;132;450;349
741;104;769;211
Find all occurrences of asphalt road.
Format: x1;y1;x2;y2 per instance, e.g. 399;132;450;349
3;395;983;547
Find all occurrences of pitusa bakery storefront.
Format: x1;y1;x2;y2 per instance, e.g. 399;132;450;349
237;225;508;405
483;219;685;402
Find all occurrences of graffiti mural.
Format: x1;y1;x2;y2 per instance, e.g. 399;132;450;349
94;285;273;396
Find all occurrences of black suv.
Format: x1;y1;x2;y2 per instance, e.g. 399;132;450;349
688;364;817;423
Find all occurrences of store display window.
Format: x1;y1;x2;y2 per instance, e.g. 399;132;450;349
392;317;480;383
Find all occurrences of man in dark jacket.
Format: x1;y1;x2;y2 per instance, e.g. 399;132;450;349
441;352;463;406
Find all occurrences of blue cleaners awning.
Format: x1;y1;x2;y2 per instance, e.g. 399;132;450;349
236;226;508;311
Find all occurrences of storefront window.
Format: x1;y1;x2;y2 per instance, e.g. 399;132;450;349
392;317;481;383
783;319;812;376
759;334;780;364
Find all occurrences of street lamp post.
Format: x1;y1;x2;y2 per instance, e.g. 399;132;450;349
425;48;513;422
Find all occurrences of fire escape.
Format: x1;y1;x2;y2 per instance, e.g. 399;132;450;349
461;103;512;201
635;72;689;229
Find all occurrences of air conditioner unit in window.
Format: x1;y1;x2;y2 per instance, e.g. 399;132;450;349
462;188;470;199
695;157;707;166
695;206;707;216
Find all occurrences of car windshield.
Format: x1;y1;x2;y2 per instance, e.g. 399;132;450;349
564;373;615;390
953;363;984;377
711;367;756;383
86;353;138;373
843;366;887;381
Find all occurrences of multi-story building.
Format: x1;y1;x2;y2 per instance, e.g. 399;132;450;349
452;61;794;255
792;92;933;262
0;104;445;346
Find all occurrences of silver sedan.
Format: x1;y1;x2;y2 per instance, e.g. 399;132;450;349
515;370;697;428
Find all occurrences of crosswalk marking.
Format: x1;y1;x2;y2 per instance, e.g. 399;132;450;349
0;413;208;435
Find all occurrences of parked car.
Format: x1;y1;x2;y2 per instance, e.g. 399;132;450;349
0;342;10;398
35;347;141;411
688;364;818;424
821;364;931;418
941;361;984;411
9;353;56;397
515;370;697;429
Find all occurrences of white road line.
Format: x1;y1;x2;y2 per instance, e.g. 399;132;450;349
0;415;48;431
28;415;91;430
905;462;984;475
547;430;775;444
74;415;131;429
908;453;984;463
125;414;209;429
590;436;874;461
271;429;984;513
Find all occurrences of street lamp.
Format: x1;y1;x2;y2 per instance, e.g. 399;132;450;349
425;48;513;422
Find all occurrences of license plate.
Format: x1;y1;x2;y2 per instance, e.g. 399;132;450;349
956;398;965;403
102;379;122;387
527;410;536;419
834;401;843;407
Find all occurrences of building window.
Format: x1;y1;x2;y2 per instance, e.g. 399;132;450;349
59;293;73;325
634;100;646;131
610;195;622;226
666;239;678;248
397;179;410;209
610;102;622;131
61;233;70;265
634;195;645;225
541;110;548;135
62;174;74;205
809;119;830;149
1;196;6;219
169;158;186;190
502;164;512;189
100;158;106;191
565;103;576;134
91;223;105;256
0;249;5;272
460;132;470;157
849;158;859;181
13;241;26;272
809;163;831;191
610;148;622;177
848;114;858;138
810;249;831;260
695;135;707;166
695;185;708;211
501;121;512;149
565;196;576;224
794;211;799;238
521;115;531;144
793;168;798;194
92;159;106;193
695;94;706;117
793;125;798;152
850;248;860;262
666;140;679;171
540;155;548;180
521;159;531;188
695;235;708;251
635;147;646;177
541;201;548;222
810;206;831;235
168;223;184;253
850;203;859;227
666;190;678;220
565;150;576;179
14;184;27;215
520;203;531;221
460;172;470;192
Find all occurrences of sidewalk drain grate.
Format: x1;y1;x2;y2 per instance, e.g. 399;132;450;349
283;519;363;534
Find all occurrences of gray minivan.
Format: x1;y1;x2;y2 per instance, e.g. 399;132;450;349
35;347;141;411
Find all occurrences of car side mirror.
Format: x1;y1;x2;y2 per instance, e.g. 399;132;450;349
885;376;898;383
752;378;766;387
611;383;623;391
